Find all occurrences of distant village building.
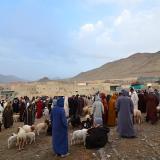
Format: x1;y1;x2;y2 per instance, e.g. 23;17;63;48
0;89;15;99
115;86;123;93
110;85;121;92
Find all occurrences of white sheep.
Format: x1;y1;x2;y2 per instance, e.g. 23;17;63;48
36;120;49;136
16;127;27;150
13;114;20;122
134;109;142;125
8;133;17;149
22;125;35;133
71;128;88;146
26;132;36;144
83;106;92;116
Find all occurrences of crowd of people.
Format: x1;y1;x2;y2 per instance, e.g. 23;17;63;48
0;86;160;157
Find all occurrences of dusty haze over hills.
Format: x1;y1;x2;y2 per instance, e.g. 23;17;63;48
72;51;160;81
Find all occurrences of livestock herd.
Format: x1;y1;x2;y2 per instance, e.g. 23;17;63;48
1;91;160;153
7;119;50;150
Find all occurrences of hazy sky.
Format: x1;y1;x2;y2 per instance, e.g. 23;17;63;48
0;0;160;80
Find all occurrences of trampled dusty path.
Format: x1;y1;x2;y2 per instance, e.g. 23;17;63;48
0;116;160;160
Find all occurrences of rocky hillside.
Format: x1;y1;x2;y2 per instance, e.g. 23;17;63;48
72;51;160;81
38;77;51;82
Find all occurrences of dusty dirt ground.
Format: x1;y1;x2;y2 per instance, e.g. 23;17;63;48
0;115;160;160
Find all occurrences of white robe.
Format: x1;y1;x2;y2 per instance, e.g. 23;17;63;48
131;91;139;110
0;104;4;113
43;107;49;120
64;96;69;118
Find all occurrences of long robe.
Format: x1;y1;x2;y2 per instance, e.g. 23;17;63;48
106;95;111;104
23;105;35;126
92;96;104;126
116;90;135;138
100;93;108;125
131;91;139;110
146;93;159;124
138;93;146;113
51;97;68;155
3;107;13;129
19;101;26;122
108;94;117;126
73;96;79;116
64;96;69;118
77;97;84;116
12;99;19;113
36;100;43;119
68;97;75;117
48;98;53;114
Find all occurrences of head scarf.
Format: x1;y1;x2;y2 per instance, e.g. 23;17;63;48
100;93;106;99
95;95;101;101
121;89;129;97
56;97;64;107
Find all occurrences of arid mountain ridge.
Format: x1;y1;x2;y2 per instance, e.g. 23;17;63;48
72;51;160;81
0;74;25;84
0;51;160;83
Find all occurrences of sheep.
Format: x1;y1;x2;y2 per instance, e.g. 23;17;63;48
16;127;27;150
8;133;17;149
157;106;160;118
81;114;93;129
134;109;142;125
83;106;92;116
25;132;36;144
13;114;20;122
36;119;49;136
71;128;88;146
22;125;35;133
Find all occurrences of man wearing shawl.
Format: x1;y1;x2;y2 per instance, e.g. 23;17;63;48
138;90;147;113
116;89;136;138
51;97;69;158
23;102;35;126
100;93;108;125
146;88;159;124
12;98;19;113
130;87;139;110
92;95;104;127
108;93;118;126
3;102;13;129
36;98;43;119
64;96;69;118
19;98;26;122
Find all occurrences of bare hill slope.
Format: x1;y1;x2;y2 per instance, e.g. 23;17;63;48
72;51;160;81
